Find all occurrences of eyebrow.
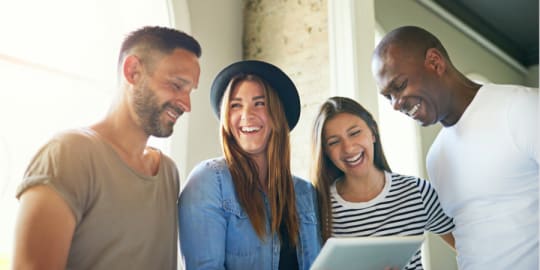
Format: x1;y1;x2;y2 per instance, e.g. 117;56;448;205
380;77;398;96
324;134;338;143
231;95;265;102
324;125;360;141
171;76;196;89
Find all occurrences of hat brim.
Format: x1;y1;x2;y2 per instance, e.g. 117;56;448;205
210;60;300;130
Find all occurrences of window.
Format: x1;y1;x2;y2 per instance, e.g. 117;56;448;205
0;1;172;267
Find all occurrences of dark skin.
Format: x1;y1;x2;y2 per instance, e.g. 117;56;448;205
371;31;481;127
370;27;470;252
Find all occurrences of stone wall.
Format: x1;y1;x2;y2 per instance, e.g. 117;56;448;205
243;0;329;179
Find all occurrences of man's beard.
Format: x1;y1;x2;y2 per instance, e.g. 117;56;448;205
133;79;180;138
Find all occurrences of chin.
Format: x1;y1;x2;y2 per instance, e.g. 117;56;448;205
153;127;174;138
418;117;437;127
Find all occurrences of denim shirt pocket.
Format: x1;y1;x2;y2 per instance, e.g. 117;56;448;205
222;199;262;257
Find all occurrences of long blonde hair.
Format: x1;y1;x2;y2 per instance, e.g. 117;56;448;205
220;74;299;245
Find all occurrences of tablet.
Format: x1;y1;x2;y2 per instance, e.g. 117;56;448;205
311;235;424;270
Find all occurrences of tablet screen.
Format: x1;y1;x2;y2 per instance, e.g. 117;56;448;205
311;235;424;270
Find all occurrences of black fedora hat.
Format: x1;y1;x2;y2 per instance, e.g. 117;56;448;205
210;60;301;130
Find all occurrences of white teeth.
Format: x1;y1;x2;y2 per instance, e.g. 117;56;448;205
167;110;178;119
345;152;363;163
407;103;420;116
241;126;261;133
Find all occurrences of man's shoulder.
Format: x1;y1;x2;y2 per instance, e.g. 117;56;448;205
52;128;96;143
38;128;100;157
52;128;95;140
480;83;538;98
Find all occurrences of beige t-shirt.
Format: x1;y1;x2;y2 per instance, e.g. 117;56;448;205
17;128;180;270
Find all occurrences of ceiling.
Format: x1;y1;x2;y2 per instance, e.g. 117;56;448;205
431;0;538;68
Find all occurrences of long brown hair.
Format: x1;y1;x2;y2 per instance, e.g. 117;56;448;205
311;96;391;242
220;74;299;245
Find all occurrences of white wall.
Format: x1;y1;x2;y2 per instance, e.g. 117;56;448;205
169;0;243;182
242;0;330;180
526;65;539;87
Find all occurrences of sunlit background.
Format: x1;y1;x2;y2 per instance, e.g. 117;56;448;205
0;0;172;268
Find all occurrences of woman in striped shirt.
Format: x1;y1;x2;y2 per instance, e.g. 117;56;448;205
311;96;455;270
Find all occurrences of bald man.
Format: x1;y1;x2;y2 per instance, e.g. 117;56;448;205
371;25;538;270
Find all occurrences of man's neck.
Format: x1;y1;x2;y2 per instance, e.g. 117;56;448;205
91;112;159;176
441;75;482;127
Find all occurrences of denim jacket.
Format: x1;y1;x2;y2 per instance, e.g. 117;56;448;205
178;158;322;270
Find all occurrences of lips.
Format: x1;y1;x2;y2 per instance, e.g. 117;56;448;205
165;106;183;122
343;151;364;166
240;126;262;133
166;110;178;120
406;103;420;117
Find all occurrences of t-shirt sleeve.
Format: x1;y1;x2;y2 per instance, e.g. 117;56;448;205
417;178;455;234
159;154;181;200
16;132;95;224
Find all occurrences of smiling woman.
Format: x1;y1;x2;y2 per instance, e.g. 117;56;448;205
0;0;174;268
227;78;272;158
178;60;322;270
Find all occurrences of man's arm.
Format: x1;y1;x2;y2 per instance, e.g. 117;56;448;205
439;232;455;250
13;185;76;270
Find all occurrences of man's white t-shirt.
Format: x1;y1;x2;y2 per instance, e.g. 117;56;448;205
427;84;539;269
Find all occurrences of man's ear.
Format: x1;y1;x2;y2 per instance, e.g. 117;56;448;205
424;48;446;75
123;55;142;84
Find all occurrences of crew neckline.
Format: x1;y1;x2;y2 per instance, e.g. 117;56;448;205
80;127;163;180
331;171;392;208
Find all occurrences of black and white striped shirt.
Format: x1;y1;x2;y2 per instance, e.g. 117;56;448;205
331;171;455;270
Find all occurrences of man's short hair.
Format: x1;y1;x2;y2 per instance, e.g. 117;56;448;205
374;25;450;63
117;26;201;73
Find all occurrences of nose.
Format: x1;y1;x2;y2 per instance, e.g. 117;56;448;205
390;94;401;111
241;105;252;120
341;138;355;154
176;91;191;113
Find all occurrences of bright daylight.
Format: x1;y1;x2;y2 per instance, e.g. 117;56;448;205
0;0;171;268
